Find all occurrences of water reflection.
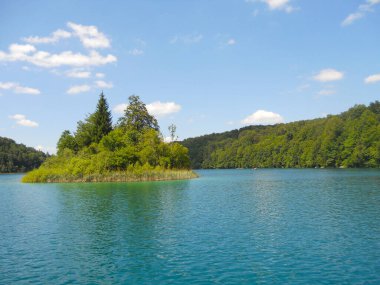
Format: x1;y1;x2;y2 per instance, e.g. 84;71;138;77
52;180;191;281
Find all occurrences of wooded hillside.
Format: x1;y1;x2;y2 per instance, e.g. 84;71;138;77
181;101;380;169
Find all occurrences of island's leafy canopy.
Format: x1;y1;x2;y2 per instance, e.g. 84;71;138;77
0;137;48;173
182;101;380;169
23;94;193;182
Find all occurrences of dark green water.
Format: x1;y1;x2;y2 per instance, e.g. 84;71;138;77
0;169;379;284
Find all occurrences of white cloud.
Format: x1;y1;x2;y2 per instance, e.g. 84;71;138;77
95;80;113;89
246;0;296;13
364;73;380;84
313;69;344;82
0;81;40;95
9;114;38;127
0;44;117;68
317;89;336;96
66;84;91;94
227;38;236;45
113;101;182;117
241;110;284;125
341;13;364;26
23;29;71;44
146;101;182;117
95;72;105;78
128;48;144;56
67;22;110;49
113;103;128;114
9;44;36;54
0;22;116;69
170;33;203;44
66;69;91;78
35;145;56;154
342;0;380;26
163;136;174;143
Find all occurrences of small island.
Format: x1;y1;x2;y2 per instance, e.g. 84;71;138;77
22;94;197;183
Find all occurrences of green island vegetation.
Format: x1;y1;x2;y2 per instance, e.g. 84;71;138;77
22;93;197;183
0;137;48;173
181;101;380;169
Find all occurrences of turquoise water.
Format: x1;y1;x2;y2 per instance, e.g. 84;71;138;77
0;169;379;284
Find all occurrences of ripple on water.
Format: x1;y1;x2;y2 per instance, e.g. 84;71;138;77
0;170;379;284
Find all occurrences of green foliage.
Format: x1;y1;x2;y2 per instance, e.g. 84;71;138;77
23;93;194;183
118;95;159;133
74;92;113;149
182;101;380;169
57;130;77;154
92;92;113;143
0;137;48;173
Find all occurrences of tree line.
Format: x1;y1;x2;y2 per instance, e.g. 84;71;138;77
0;137;48;173
181;101;380;169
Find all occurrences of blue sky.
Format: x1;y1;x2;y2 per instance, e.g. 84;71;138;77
0;0;379;153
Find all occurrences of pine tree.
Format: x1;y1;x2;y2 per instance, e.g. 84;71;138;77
93;92;113;143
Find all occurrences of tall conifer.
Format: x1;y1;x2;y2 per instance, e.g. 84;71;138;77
93;92;113;143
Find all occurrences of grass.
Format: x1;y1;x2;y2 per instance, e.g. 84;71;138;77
22;168;198;183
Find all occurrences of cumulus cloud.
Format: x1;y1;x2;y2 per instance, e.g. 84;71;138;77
0;81;40;95
95;72;105;78
22;22;111;48
113;101;182;117
35;145;56;154
66;69;91;78
66;84;91;94
342;0;380;26
246;0;296;13
95;80;113;89
0;45;117;68
313;69;344;82
170;33;203;44
9;44;36;54
67;22;111;49
113;103;128;114
241;110;284;125
364;73;380;84
9;114;38;127
23;29;71;44
0;22;116;69
163;136;174;143
146;101;182;117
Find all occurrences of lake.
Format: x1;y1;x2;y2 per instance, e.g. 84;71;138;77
0;169;379;284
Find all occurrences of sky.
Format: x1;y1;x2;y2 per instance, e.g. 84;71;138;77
0;0;379;153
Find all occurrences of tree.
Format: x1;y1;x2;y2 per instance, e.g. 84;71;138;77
92;92;113;143
118;95;159;132
75;114;96;149
168;124;178;142
75;92;113;149
57;130;77;154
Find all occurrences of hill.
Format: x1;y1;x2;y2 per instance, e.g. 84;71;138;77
0;137;48;173
181;101;380;169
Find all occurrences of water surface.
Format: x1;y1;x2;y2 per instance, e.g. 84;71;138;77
0;169;379;284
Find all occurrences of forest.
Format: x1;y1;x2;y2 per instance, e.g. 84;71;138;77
22;93;196;183
181;101;380;169
0;137;48;173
